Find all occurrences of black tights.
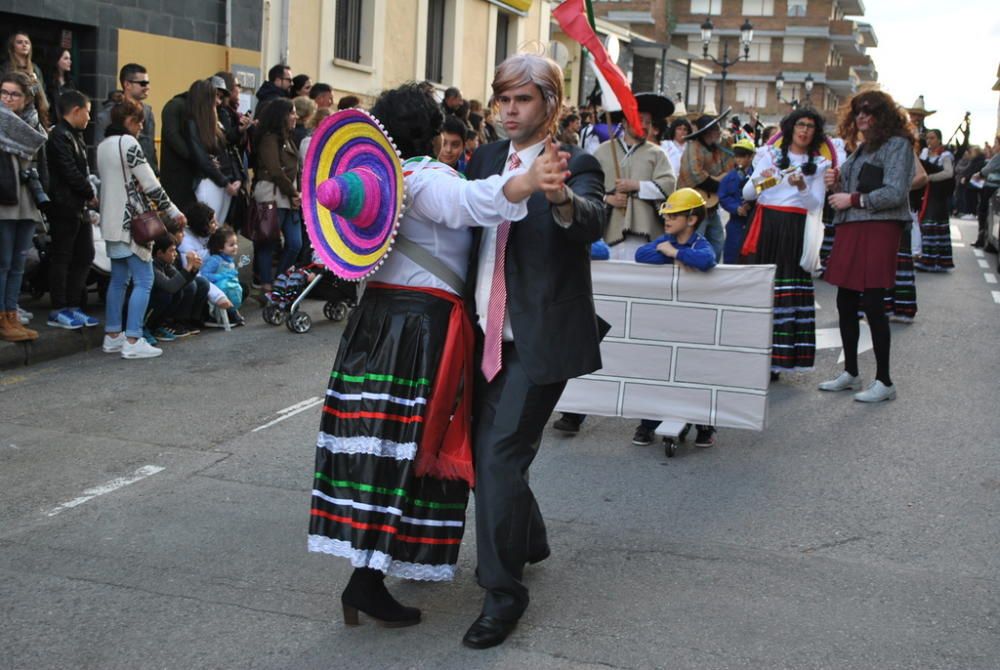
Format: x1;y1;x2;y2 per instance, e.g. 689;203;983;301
837;287;892;385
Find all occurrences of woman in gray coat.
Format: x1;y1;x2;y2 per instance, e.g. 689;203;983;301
822;90;916;403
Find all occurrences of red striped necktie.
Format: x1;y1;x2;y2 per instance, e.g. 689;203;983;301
481;151;522;382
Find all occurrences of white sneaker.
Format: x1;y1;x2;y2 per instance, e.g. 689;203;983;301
121;338;163;359
102;333;126;353
16;306;32;324
853;380;896;403
818;371;863;392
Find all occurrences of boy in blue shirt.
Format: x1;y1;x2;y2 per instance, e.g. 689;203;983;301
632;188;718;447
718;138;756;264
635;188;717;271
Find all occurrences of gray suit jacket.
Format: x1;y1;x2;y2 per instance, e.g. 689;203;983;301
833;135;914;224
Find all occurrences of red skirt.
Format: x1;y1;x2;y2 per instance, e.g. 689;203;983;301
824;220;904;291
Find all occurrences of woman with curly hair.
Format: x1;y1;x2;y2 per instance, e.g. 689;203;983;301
307;82;570;627
820;90;916;402
741;107;830;377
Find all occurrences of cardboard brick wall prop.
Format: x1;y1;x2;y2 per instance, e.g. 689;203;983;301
557;261;776;431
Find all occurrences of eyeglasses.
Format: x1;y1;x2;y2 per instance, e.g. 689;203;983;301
128;80;150;87
793;121;816;129
0;89;25;99
853;107;874;117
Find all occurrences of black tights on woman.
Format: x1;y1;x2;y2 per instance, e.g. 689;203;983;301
837;287;892;385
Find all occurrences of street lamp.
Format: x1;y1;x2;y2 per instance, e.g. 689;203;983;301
775;72;814;109
700;16;754;112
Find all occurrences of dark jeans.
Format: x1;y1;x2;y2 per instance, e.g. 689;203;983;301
48;211;95;310
146;276;210;330
254;208;302;285
977;187;997;243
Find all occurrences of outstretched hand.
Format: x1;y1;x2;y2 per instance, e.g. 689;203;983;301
530;137;571;203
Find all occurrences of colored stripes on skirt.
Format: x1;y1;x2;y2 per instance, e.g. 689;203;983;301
745;206;815;373
915;217;954;271
308;287;469;582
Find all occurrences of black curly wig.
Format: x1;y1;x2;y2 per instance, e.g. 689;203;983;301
370;82;444;160
776;107;826;176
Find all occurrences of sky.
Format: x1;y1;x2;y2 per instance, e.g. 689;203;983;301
856;0;1000;146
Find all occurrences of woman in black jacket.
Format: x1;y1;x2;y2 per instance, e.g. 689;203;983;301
187;78;241;223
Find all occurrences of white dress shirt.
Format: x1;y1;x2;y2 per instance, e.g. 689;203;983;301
370;161;527;295
475;139;548;340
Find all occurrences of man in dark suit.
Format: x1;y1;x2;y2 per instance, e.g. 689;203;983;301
462;53;606;649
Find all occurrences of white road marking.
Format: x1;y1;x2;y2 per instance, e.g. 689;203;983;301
47;465;165;517
974;249;985;258
993;291;1000;305
978;259;989;269
950;225;962;241
816;325;873;364
985;273;998;284
252;396;324;432
953;242;966;248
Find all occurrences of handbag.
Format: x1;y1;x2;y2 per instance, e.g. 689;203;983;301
799;208;824;276
246;198;281;242
118;138;165;246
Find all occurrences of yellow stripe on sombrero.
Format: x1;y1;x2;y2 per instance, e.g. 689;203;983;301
313;118;405;267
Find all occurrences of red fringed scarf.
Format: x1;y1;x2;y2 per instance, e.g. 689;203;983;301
367;282;475;487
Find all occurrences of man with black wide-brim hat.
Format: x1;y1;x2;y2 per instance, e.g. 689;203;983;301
677;108;732;260
593;92;676;257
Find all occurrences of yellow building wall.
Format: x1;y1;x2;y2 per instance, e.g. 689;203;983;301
288;0;322;84
461;1;491;102
117;29;260;142
381;0;420;90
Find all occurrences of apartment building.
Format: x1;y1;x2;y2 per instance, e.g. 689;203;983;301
594;0;879;122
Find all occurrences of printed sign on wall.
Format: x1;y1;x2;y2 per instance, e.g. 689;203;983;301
557;262;775;431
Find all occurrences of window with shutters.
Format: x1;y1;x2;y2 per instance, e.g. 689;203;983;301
688;35;719;59
741;0;774;16
690;0;721;15
334;0;363;63
745;37;771;62
425;0;446;83
787;0;808;17
735;82;768;108
782;37;804;63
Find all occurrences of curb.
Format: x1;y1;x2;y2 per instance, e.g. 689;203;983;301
0;325;105;371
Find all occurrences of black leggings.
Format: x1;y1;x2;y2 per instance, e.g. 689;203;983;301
837;287;892;385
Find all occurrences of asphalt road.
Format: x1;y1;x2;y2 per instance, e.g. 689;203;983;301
2;218;998;670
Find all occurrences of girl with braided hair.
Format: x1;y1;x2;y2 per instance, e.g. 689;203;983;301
741;107;830;377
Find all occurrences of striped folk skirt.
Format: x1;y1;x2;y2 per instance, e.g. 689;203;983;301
885;227;917;321
308;287;469;582
916;217;954;271
746;207;815;372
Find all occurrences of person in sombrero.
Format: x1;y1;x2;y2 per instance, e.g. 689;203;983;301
305;82;571;627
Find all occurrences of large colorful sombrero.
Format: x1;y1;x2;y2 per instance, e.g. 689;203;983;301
302;108;405;280
765;130;841;168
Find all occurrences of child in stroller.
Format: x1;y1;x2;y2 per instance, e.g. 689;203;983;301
262;261;357;333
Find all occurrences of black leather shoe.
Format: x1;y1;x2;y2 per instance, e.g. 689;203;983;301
462;615;518;649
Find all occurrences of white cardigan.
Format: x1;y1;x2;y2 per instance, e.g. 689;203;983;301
96;133;179;261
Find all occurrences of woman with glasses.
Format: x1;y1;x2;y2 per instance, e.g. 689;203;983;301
0;72;47;341
820;90;916;403
741;108;830;378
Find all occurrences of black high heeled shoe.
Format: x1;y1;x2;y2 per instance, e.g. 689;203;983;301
341;567;421;627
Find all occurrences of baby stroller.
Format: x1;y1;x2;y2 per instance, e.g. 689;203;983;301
262;262;358;333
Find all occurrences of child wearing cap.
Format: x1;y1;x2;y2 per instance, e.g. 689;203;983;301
635;187;717;271
632;188;718;447
718;138;756;263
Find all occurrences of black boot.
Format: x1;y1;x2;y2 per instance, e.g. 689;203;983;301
341;567;421;627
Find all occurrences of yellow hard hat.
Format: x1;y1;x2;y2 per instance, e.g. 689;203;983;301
659;188;706;215
733;138;756;153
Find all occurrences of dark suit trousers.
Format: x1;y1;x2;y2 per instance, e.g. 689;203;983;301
48;212;94;310
473;341;566;620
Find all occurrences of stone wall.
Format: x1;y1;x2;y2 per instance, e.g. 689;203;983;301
557;261;775;431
